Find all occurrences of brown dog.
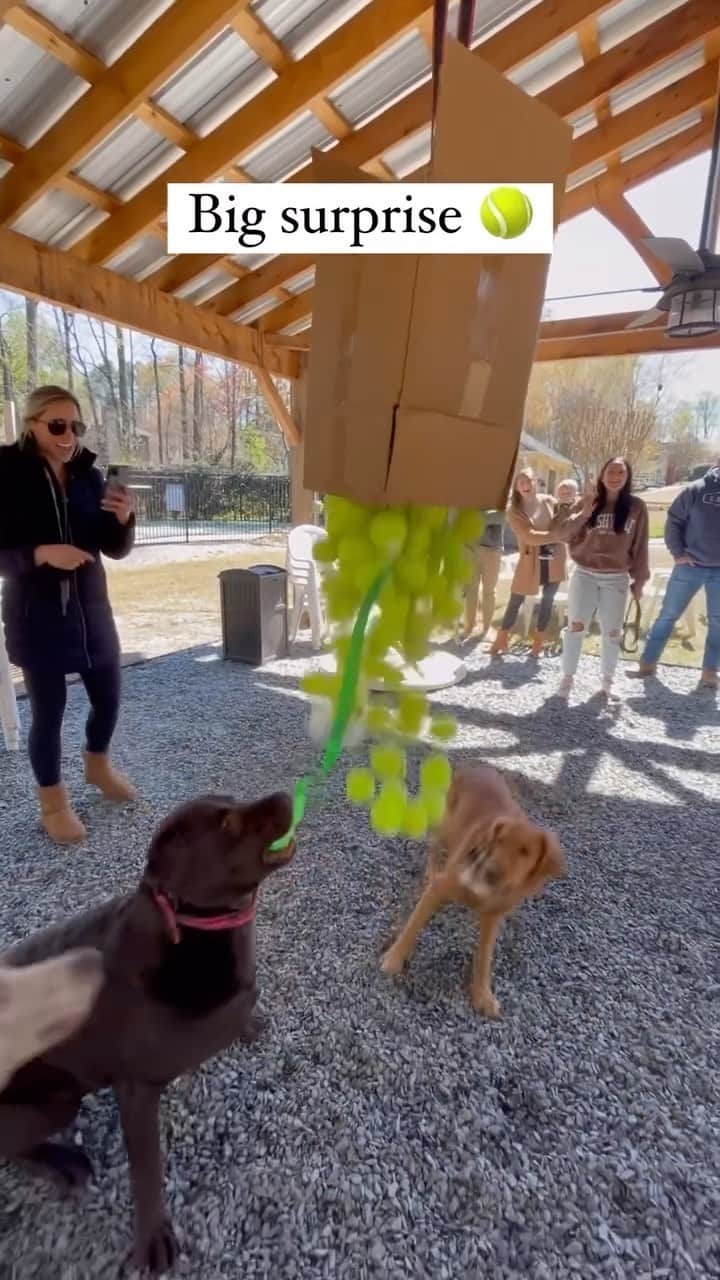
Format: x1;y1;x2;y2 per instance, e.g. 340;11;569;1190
382;765;566;1017
0;791;294;1274
0;949;104;1091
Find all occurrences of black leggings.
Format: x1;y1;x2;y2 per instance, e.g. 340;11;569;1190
22;664;122;788
501;559;559;633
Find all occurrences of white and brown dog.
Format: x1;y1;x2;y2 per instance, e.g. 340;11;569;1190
382;764;566;1017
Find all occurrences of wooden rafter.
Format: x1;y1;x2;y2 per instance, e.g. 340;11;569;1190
536;327;720;360
200;1;720;325
255;367;300;447
144;0;620;298
598;190;674;284
0;129;122;214
0;226;297;377
0;0;255;226
68;0;435;267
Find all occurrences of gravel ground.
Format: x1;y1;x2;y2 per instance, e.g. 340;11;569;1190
0;641;718;1279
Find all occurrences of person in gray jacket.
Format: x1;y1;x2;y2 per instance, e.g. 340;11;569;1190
462;510;505;640
632;462;720;690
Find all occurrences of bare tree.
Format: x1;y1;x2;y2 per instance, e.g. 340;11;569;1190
192;350;204;460
25;298;38;391
694;390;720;439
115;326;131;446
178;346;189;461
0;313;16;407
150;337;164;464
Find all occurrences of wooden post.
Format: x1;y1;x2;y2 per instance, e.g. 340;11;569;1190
289;359;315;527
3;399;17;443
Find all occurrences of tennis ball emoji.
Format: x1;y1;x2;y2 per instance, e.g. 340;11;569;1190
480;186;533;239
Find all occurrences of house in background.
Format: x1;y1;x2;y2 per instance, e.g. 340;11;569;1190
518;431;575;492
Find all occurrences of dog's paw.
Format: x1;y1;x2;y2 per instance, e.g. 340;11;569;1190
380;948;404;977
26;1141;94;1189
471;989;502;1019
133;1218;178;1275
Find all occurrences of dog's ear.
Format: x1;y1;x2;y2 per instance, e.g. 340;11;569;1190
529;832;567;882
488;817;513;846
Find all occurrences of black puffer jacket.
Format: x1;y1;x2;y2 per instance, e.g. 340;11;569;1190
0;439;135;673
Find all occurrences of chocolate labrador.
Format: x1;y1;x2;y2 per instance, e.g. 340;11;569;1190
0;791;294;1274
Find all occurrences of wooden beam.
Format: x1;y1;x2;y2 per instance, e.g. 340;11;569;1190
571;60;718;175
540;311;664;341
255;366;300;447
598;192;674;283
158;0;620;301
0;226;298;378
0;0;254;226
2;5;105;81
70;0;435;266
0;128;121;213
536;326;720;360
563;107;715;222
205;255;314;317
542;0;720;120
257;292;314;335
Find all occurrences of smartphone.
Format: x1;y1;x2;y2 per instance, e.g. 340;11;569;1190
105;464;130;493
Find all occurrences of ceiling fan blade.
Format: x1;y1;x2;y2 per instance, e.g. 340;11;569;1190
642;237;704;273
626;306;665;330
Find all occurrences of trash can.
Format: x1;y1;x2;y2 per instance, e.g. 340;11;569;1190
219;565;288;665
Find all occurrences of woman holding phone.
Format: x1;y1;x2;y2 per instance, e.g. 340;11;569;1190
0;385;136;845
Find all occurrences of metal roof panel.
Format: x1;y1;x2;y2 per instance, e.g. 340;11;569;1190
0;27;88;147
77;118;183;199
154;28;275;137
242;109;334;180
26;0;176;66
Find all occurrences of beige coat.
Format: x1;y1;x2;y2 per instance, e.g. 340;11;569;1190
507;497;568;596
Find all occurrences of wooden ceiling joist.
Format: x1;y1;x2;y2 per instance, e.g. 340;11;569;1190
0;225;297;378
186;0;720;325
598;191;674;283
69;0;435;267
536;327;720;360
0;0;255;226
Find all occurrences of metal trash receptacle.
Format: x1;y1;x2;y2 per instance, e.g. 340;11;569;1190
219;565;288;665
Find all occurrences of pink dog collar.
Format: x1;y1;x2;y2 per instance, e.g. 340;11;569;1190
152;890;256;945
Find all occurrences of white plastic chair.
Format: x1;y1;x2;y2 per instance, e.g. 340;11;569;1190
646;567;697;639
286;524;327;651
0;607;20;751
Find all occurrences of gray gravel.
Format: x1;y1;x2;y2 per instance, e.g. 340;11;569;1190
0;641;719;1278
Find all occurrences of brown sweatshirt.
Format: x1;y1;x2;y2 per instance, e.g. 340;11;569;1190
551;495;650;588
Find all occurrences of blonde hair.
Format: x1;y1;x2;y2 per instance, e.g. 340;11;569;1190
21;385;82;444
510;467;536;511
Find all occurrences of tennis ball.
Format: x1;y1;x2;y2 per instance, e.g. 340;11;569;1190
301;672;338;698
371;781;408;836
366;704;394;735
430;715;457;742
453;510;484;543
480;186;533;239
346;767;376;805
395;557;429;594
369;511;408;556
422;788;447;826
397;691;428;736
324;495;366;537
416;506;448;531
420;754;452;793
337;534;371;565
402;797;429;839
312;538;337;565
370;744;406;779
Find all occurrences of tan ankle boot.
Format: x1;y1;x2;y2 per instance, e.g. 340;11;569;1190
39;785;87;845
700;668;718;690
490;629;510;656
628;662;656;679
530;632;545;658
84;752;137;802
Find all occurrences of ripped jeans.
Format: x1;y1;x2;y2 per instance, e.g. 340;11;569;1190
561;568;630;681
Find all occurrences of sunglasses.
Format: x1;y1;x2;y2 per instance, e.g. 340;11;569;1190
33;416;87;438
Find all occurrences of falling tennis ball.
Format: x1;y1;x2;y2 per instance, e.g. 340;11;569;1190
301;672;338;698
369;510;408;556
480;186;533;239
402;796;429;839
395;557;429;594
397;691;428;736
346;767;376;805
337;534;371;565
370;744;406;779
366;704;394;735
420;754;452;793
430;715;457;742
324;495;367;538
453;509;484;542
422;788;447;826
312;538;337;565
416;506;448;531
354;560;384;594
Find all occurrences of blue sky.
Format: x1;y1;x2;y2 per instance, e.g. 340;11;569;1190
545;151;720;402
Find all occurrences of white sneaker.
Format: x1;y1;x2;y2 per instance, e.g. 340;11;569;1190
557;675;573;700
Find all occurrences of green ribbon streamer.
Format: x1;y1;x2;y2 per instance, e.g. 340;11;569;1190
269;563;391;850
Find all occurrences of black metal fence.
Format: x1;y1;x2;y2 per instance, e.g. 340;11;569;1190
123;469;291;545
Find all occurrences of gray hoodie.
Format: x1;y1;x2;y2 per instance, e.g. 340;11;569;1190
665;466;720;566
